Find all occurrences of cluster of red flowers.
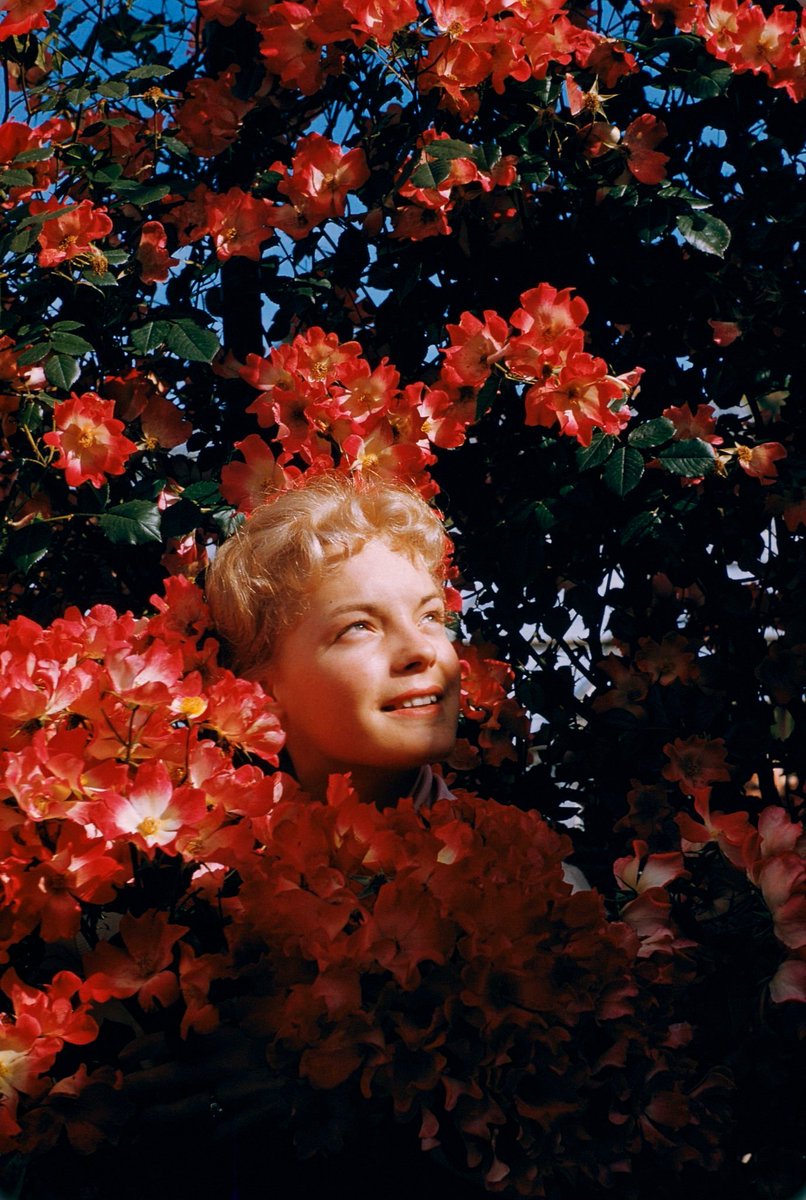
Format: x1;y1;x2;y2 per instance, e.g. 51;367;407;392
161;133;368;259
0;119;67;206
194;0;632;120
0;581;733;1183
643;0;806;101
222;282;642;513
671;757;806;1004
391;130;520;242
594;634;806;1005
567;100;670;186
173;67;256;158
27;198;113;271
453;643;530;769
446;283;643;447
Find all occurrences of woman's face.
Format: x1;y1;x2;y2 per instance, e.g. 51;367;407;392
265;539;461;803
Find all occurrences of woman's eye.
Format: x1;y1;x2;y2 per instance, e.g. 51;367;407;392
337;620;369;639
422;610;446;626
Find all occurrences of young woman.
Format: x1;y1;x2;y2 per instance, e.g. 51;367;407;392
117;473;586;1200
205;470;462;811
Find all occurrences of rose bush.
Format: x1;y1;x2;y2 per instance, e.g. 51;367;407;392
0;0;804;1196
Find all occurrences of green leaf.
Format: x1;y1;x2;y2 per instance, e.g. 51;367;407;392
658;438;716;475
164;319;220;363
64;86;92;105
676;212;731;258
159;498;202;539
181;480;224;506
658;184;712;210
131;320;170;354
530;501;556;532
770;707;795;742
44;353;79;390
475;372;499;420
97;79;130;99
628;417;675;448
1;168;34;187
111;178;171;204
576;431;615;471
125;63;174;79
16;343;49;366
603;446;644;496
48;331;94;356
98;501;161;545
158;135;191;158
12;146;54;164
424;138;475;163
90;163;124;184
684;64;733;98
9;223;39;253
620;510;662;546
409;162;437;189
81;269;118;288
9;522;52;575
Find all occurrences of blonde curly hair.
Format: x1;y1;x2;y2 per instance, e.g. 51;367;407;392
205;472;451;678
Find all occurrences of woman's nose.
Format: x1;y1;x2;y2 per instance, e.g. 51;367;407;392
392;623;437;672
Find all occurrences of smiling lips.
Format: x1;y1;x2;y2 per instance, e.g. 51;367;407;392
383;691;442;712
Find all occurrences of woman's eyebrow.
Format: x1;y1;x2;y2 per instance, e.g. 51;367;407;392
326;592;443;618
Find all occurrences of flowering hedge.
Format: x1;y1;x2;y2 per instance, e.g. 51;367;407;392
0;0;805;1196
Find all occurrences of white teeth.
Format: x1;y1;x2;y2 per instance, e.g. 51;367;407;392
398;694;439;709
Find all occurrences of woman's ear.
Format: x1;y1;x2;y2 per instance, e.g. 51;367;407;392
255;663;286;721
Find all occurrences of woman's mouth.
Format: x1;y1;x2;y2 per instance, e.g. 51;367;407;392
382;691;442;712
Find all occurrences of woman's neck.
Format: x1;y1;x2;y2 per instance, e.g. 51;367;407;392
298;763;421;808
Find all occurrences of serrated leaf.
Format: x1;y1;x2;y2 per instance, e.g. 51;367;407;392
676;212;731;257
44;353;80;389
81;269;117;288
159;136;191;158
684;64;733;98
111;180;171;205
475;142;502;172
658;438;716;475
97;80;130;99
212;507;240;539
182;480;224;506
12;146;54;164
658;184;711;209
125;63;173;79
16;343;49;366
620;510;662;545
409;162;437;189
10;223;39;253
98;501;161;545
628;417;675;448
603;446;644;496
576;431;615;470
531;501;556;532
91;163;124;183
165;319;220;363
1;168;34;187
48;331;94;356
132;320;170;354
9;522;52;575
424;138;475;163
